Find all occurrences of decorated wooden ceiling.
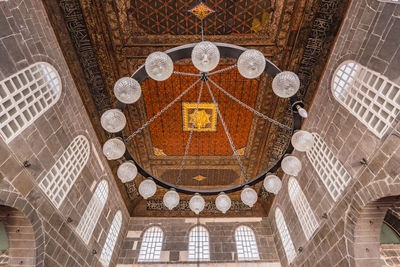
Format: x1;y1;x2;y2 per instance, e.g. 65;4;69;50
130;64;259;156
127;0;274;35
42;0;350;217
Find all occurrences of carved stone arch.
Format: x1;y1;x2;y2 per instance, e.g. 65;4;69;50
344;180;400;266
0;185;45;267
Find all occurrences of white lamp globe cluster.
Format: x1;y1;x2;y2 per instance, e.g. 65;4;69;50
262;130;315;195
100;40;312;214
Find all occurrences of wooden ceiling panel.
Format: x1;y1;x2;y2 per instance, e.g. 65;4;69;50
160;169;240;187
127;0;275;35
129;65;259;156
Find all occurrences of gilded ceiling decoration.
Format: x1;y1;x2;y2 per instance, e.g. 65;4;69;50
193;175;207;182
42;0;350;216
187;1;216;20
183;103;217;132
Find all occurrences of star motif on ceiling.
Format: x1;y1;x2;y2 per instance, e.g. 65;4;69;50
187;1;216;20
189;109;211;130
193;175;207;182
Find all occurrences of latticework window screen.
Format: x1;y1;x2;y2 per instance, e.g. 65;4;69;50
0;62;61;143
235;225;259;260
76;180;108;244
100;211;122;267
188;225;209;261
39;135;90;208
306;133;351;201
288;178;319;240
332;60;400;138
138;226;163;262
275;208;296;263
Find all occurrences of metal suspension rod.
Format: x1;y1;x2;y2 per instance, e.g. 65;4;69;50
173;71;202;77
208;78;291;130
205;80;248;182
176;80;204;185
125;78;202;142
201;19;204;42
206;64;237;76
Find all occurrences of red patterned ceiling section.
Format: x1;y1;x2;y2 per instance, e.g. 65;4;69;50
127;0;275;35
129;65;259;156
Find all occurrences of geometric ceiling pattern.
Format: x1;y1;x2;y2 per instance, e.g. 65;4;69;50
128;0;275;35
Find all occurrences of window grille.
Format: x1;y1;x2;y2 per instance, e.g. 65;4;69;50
100;211;122;267
275;208;296;263
138;226;163;262
76;180;108;244
306;133;351;201
288;178;319;240
235;225;259;260
39;135;90;208
332;60;400;138
0;62;61;143
188;225;209;261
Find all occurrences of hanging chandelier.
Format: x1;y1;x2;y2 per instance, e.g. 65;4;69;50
101;3;315;214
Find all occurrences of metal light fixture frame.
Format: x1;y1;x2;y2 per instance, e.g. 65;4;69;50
114;42;304;195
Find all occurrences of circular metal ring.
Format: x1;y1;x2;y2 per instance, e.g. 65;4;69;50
115;42;303;195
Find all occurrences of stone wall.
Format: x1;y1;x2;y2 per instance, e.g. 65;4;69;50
0;1;129;266
269;0;400;266
117;217;280;266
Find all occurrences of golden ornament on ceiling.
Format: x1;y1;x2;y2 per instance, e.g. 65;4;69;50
187;2;216;20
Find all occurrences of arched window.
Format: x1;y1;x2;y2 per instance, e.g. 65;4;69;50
188;225;209;261
306;133;351;201
100;211;122;267
332;60;400;138
235;225;259;260
288;178;319;240
0;62;62;143
275;208;296;263
76;180;108;244
39;135;90;208
138;226;163;262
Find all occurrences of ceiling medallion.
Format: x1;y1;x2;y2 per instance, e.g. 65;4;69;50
193;175;207;182
153;147;167;156
100;11;315;215
187;1;216;20
236;147;245;156
183;102;217;132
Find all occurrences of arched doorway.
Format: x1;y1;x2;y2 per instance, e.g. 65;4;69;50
0;205;36;267
351;195;400;266
380;206;400;266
